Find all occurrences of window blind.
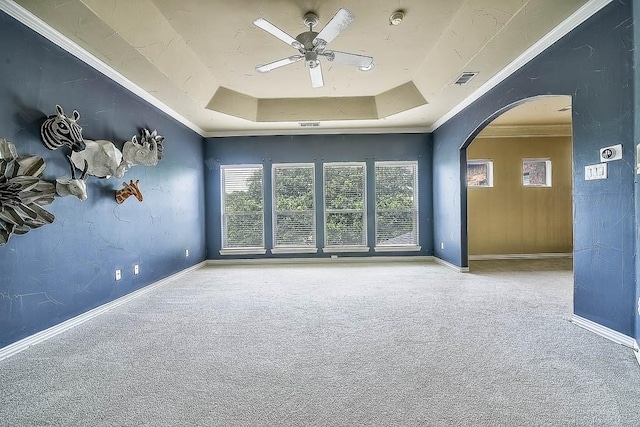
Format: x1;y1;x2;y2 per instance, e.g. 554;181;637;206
221;165;264;250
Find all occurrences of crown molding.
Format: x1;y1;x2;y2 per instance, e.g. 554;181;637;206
0;0;206;136
475;124;572;138
430;0;614;133
203;125;432;138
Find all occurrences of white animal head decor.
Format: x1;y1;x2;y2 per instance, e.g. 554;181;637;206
70;139;124;179
55;156;89;200
118;129;165;177
40;105;86;152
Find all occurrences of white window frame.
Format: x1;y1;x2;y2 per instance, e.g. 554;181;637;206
373;161;420;252
467;159;494;188
219;164;266;255
322;162;369;253
522;158;552;187
271;163;318;254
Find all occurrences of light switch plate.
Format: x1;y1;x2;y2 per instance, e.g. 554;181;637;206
115;269;122;280
585;163;607;180
134;264;139;275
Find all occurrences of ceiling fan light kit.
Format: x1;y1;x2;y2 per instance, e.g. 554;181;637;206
253;8;374;88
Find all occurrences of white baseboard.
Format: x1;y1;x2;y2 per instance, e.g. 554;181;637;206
571;315;637;349
469;253;573;261
0;261;207;362
206;255;434;266
634;341;640;367
433;257;470;273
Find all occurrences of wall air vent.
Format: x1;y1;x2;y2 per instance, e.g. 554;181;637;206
299;122;320;127
454;72;479;85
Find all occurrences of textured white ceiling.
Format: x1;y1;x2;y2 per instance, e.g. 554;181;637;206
13;0;591;135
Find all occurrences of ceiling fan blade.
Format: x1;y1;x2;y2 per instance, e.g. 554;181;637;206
313;8;355;49
322;50;373;69
253;18;302;49
308;61;324;88
256;55;303;73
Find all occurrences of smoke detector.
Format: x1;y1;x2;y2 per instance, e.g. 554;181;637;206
389;10;405;26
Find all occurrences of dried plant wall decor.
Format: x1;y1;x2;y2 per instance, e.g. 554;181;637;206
0;139;56;245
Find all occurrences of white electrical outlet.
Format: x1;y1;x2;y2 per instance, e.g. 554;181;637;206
185;249;189;258
115;269;121;281
134;264;139;275
440;242;444;250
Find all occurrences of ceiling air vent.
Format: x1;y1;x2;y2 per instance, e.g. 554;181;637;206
299;122;320;127
454;72;478;85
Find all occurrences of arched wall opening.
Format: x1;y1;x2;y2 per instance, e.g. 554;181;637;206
460;95;573;264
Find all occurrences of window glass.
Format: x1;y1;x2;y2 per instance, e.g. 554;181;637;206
375;162;419;247
324;163;367;247
523;159;552;187
273;164;315;248
221;165;264;250
467;160;493;187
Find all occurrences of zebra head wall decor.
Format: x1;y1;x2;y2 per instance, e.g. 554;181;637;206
55;156;89;201
115;180;143;204
40;105;86;152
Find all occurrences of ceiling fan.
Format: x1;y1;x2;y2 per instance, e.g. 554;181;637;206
253;8;374;88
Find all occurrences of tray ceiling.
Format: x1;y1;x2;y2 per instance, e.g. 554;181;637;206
10;0;595;135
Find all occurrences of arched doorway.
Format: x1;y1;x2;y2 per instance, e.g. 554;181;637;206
463;95;573;263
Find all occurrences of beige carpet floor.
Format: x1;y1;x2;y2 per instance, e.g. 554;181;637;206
0;259;638;426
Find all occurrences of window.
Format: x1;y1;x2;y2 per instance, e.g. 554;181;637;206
467;160;493;187
220;165;265;254
523;158;552;187
323;163;368;251
374;161;420;251
272;164;316;253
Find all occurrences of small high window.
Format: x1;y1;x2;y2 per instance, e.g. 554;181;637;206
523;159;552;187
467;160;494;187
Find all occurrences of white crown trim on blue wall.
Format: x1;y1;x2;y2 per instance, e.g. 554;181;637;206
429;0;615;132
0;0;206;136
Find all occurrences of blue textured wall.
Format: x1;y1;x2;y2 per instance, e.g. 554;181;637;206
0;12;205;347
433;1;635;336
204;134;432;259
633;0;640;343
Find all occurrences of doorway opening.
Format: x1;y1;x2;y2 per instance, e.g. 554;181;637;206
462;95;573;269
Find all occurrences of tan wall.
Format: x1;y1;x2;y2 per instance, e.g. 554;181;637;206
467;136;572;255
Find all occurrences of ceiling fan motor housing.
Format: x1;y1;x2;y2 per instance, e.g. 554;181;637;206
295;31;320;52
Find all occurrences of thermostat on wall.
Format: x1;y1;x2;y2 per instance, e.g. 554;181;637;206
600;144;622;162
